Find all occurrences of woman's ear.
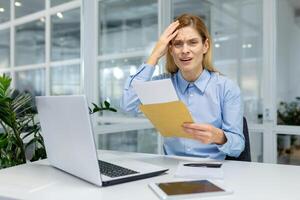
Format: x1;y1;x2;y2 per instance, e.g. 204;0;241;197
203;39;209;54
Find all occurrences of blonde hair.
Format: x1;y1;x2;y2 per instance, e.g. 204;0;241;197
166;13;217;74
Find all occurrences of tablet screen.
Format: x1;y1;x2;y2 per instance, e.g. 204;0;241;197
158;180;224;196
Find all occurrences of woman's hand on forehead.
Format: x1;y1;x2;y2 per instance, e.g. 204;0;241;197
146;21;180;65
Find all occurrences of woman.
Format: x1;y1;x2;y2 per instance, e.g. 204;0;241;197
120;14;244;160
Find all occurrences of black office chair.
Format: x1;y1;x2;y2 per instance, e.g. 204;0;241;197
225;117;251;162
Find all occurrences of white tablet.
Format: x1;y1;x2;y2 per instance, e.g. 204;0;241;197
149;180;233;200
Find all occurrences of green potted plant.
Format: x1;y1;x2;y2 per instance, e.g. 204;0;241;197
0;74;116;169
277;97;300;125
277;97;300;163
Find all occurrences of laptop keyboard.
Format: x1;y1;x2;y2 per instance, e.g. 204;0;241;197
98;160;138;178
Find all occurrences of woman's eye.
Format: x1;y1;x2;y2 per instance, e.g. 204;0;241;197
173;43;183;48
190;41;199;45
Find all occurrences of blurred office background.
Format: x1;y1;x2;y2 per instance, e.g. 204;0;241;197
0;0;300;165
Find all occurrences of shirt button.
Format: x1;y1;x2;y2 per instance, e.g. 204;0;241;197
190;94;194;97
187;147;191;152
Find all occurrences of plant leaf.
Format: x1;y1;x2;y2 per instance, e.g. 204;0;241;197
109;108;117;112
104;100;110;108
0;74;12;97
92;103;99;109
0;134;8;148
25;137;37;149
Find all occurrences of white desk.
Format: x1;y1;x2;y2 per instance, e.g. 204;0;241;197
0;150;300;200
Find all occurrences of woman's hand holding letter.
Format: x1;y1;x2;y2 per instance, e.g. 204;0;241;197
182;123;227;145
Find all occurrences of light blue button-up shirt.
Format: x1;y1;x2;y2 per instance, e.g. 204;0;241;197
121;63;245;160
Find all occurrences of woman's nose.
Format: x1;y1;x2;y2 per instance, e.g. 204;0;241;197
182;43;190;53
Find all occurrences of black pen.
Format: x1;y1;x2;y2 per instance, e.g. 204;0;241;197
183;163;222;168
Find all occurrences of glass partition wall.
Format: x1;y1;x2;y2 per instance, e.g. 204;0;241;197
1;0;300;164
276;0;300;165
0;0;81;95
0;28;10;69
96;0;160;153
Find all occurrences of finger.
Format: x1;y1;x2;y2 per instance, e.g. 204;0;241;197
168;20;179;29
193;134;206;140
193;132;213;143
182;123;204;131
167;30;178;42
183;127;207;136
183;128;213;142
160;22;179;44
194;131;211;138
183;123;211;131
193;131;211;138
163;21;179;36
183;127;193;134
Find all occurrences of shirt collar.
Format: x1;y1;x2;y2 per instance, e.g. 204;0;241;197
176;69;211;94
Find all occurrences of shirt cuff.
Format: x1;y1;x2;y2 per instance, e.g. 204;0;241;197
216;131;233;155
124;63;156;90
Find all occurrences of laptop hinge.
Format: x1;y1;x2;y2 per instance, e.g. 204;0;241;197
101;170;168;186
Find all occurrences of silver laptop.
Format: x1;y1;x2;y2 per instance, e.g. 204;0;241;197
36;95;168;187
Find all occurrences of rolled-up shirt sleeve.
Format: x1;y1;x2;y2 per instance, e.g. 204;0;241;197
216;80;245;157
120;63;155;114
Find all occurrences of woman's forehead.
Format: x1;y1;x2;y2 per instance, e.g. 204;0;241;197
174;26;201;40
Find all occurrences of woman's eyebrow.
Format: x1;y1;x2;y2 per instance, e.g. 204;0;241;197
173;38;200;42
173;39;183;43
188;38;200;41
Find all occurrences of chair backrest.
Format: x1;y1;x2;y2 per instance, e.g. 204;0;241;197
225;117;251;162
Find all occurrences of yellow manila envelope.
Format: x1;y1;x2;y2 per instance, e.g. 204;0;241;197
140;101;194;139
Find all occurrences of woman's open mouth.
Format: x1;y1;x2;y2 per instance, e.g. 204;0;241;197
179;58;192;65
